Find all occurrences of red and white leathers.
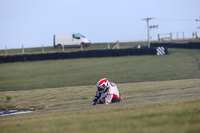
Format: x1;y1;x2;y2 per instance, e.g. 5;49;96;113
93;82;121;105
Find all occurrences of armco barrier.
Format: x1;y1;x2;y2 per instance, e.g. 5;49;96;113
150;42;200;49
0;47;167;63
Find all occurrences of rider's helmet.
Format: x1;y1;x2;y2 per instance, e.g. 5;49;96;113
97;78;109;93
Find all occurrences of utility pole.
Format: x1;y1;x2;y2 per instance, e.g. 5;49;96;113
142;18;154;48
196;17;200;30
196;17;200;39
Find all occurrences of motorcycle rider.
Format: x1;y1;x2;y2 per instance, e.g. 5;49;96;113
92;78;122;105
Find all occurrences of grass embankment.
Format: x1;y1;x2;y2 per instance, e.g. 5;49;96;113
0;79;200;133
0;48;200;91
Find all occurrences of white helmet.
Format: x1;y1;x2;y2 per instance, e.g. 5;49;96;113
97;78;109;93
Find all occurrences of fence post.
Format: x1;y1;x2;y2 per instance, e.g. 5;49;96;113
177;33;179;40
22;44;24;54
42;44;44;53
81;43;83;51
195;32;198;38
116;41;120;49
108;43;110;49
183;32;185;40
62;45;64;52
170;32;172;41
158;34;160;42
5;46;7;55
192;32;194;40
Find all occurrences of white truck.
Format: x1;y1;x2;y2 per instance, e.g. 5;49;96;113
53;33;91;48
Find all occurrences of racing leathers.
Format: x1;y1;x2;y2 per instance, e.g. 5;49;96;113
92;82;121;105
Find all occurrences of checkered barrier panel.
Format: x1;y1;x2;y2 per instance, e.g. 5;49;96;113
157;47;165;55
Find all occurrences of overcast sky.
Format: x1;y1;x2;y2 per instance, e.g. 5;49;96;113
0;0;200;49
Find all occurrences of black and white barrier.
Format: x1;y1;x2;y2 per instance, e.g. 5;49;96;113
0;47;168;63
157;47;166;55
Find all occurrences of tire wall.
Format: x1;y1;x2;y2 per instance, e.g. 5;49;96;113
151;42;200;49
0;48;166;63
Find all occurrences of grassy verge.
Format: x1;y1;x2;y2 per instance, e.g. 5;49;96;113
0;79;200;133
0;48;200;91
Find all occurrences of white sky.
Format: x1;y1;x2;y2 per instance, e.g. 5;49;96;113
0;0;200;49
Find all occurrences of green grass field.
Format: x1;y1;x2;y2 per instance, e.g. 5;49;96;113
0;48;200;91
0;45;200;133
0;79;200;133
